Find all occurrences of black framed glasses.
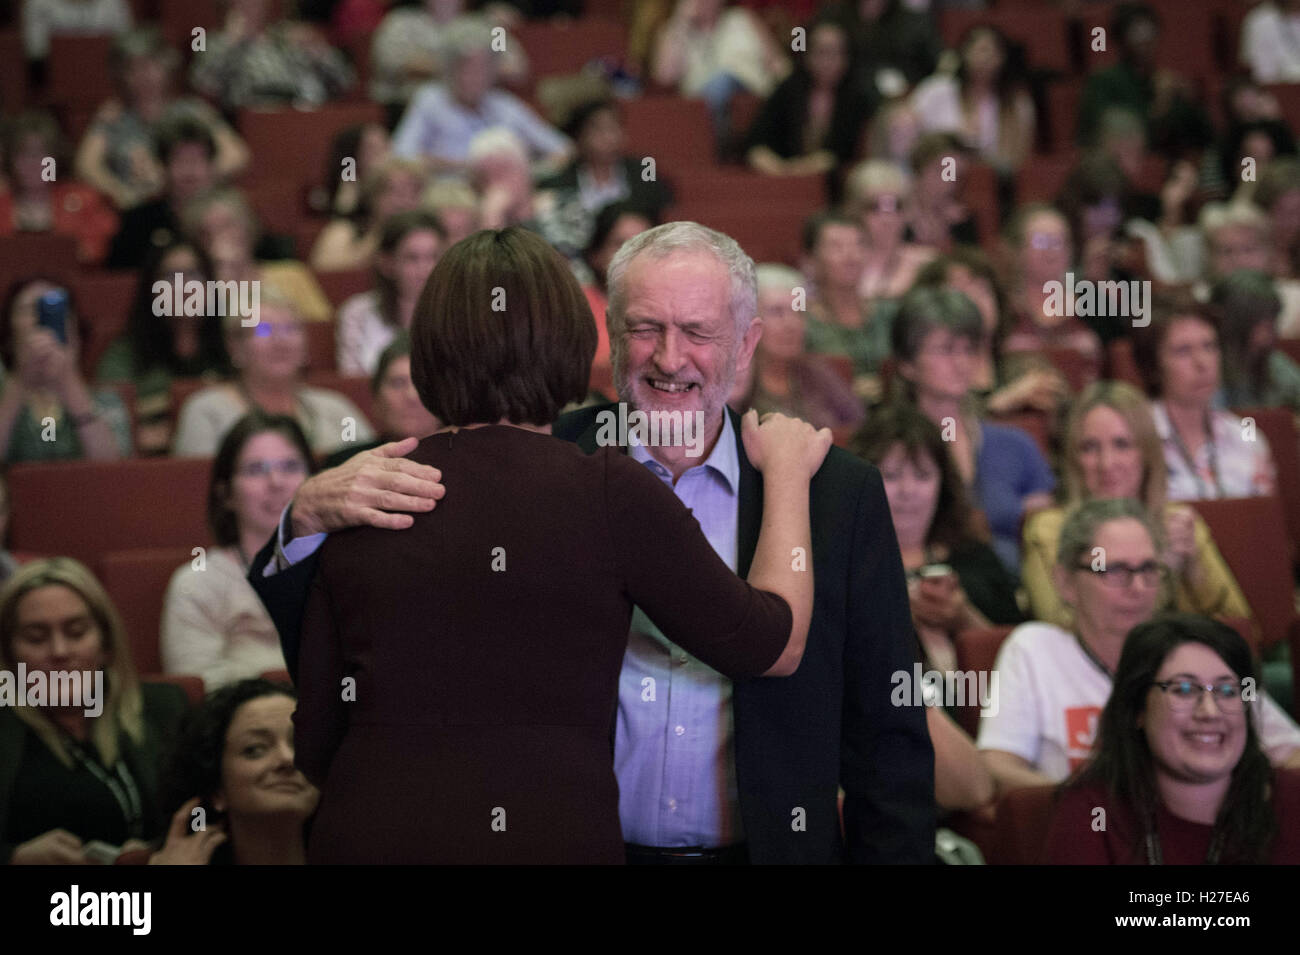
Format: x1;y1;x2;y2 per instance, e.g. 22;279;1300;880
1151;680;1246;714
1074;560;1164;589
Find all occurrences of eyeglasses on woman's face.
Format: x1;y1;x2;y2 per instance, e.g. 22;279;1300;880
1074;559;1163;589
1151;679;1246;714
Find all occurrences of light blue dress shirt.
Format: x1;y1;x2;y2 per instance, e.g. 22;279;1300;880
617;412;744;848
391;82;571;163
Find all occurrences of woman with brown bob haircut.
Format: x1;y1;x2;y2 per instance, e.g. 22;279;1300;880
293;226;831;863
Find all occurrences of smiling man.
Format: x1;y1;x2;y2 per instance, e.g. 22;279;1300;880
248;221;934;864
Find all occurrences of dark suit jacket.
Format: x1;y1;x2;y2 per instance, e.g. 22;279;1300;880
0;681;189;863
250;406;935;863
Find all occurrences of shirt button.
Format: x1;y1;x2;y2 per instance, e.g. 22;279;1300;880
674;725;685;736
668;798;677;811
677;653;688;664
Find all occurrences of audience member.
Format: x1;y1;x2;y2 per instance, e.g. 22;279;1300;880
1252;157;1300;280
312;122;390;219
335;210;445;376
171;293;375;458
0;278;132;463
310;158;426;273
420;177;480;245
1132;301;1278;500
1212;270;1300;414
1240;0;1300;84
578;201;654;369
153;679;318;864
1022;381;1251;630
842;160;933;303
22;0;131;62
892;285;1055;573
95;241;232;456
907;132;978;252
1044;613;1300;864
161;413;312;689
0;558;187;865
979;499;1300;795
75;28;249;211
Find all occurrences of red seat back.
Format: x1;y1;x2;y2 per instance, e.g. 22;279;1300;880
46;36;114;109
992;784;1057;865
1231;407;1300;557
953;625;1016;737
98;547;195;676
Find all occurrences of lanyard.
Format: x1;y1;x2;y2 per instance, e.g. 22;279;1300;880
1145;822;1224;865
63;736;145;840
1167;410;1224;498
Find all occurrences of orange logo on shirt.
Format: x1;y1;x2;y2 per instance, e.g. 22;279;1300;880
1065;705;1103;770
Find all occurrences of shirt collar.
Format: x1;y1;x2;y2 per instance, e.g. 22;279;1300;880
628;408;739;495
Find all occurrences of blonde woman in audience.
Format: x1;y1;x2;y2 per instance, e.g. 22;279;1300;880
843;160;934;303
182;187;333;323
335;210;445;377
1131;301;1277;501
152;679;318;865
0;558;187;864
979;499;1300;796
161;413;312;691
1022;380;1251;631
421;177;480;245
309;157;426;273
171;293;375;458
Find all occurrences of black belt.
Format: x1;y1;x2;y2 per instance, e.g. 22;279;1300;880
625;843;749;865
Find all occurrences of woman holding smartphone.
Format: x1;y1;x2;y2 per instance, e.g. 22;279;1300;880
0;279;132;463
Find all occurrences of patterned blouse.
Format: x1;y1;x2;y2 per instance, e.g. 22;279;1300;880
1153;401;1278;501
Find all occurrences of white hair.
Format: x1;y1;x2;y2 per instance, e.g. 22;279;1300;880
755;263;804;296
467;127;529;168
1199;200;1270;239
845;159;912;212
605;221;757;341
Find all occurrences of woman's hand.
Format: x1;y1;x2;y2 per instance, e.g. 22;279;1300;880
1163;504;1197;574
11;829;87;865
17;327;75;395
741;409;832;481
148;798;228;866
911;572;971;631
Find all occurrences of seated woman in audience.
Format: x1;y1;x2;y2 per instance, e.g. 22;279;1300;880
852;403;1022;676
1199;200;1300;335
651;0;789;147
0;111;118;265
421;177;479;246
1022;381;1251;630
999;203;1104;388
0;558;188;864
0;278;132;463
730;264;865;433
172;292;375;458
842;160;933;304
152;679;318;864
908;25;1034;175
162;413;312;689
189;0;354;111
1213;269;1300;414
22;0;132;62
1251;158;1300;281
1132;300;1277;500
309;158;426;273
906;133;979;253
95;241;231;456
579;201;654;371
892;285;1055;573
75;27;249;211
1056;153;1138;293
979;499;1300;795
1045;613;1300;864
335;211;445;377
323;332;439;468
183;187;332;323
744;18;872;179
312;122;390;219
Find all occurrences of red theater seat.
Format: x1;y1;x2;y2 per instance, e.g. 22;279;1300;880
237;102;385;194
8;457;213;568
515;19;626;80
45;36;114;109
312;267;372;308
76;270;139;378
621;96;716;172
98;547;194;676
1231;407;1300;556
953;625;1015;737
992;785;1057;865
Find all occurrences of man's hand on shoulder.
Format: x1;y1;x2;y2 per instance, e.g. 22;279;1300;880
290;437;446;538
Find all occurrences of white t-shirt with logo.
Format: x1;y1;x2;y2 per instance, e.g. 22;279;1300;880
976;622;1300;781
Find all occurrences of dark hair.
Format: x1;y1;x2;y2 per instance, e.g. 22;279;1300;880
160;678;299;863
1112;2;1160;44
890;285;985;367
1056;151;1130;251
850;402;981;551
154;115;217;165
1210;269;1282;400
371;328;412;395
124;240;230;377
207;411;315;547
909;131;970;176
912;246;1008;345
955;24;1028;106
1252;155;1300;213
1129;294;1219;397
2;110;67;179
1071;613;1277;864
0;276;88;368
801;210;862;255
321;123;369;217
583;200;656;265
1220;121;1297;187
562;97;619;141
409;228;596;427
374;210;446;326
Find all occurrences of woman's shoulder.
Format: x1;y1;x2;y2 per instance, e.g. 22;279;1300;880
337;289;380;320
1023;505;1065;539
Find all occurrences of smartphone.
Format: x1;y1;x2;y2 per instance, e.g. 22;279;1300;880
83;840;122;865
36;289;69;345
918;563;954;580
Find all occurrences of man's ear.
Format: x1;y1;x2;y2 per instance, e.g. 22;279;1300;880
735;317;763;377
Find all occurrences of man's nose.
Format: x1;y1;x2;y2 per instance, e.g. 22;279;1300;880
654;330;684;372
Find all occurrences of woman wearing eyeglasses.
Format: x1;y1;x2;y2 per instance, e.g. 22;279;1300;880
1044;613;1300;864
161;412;314;690
978;498;1300;796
